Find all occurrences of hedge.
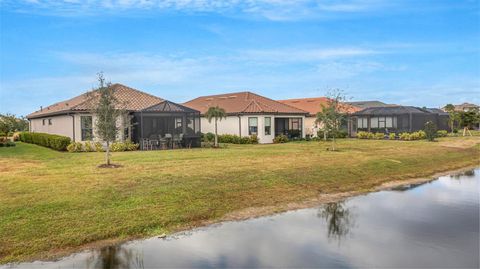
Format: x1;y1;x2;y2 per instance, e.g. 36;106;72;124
19;132;71;151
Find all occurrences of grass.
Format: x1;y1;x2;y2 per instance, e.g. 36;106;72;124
1;137;479;263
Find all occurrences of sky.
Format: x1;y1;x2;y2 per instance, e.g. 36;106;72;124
0;0;479;117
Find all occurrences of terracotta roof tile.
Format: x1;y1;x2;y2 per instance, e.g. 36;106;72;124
278;97;361;116
27;84;164;118
183;91;308;115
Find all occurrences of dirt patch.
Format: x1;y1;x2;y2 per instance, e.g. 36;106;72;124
97;164;123;169
0;159;42;173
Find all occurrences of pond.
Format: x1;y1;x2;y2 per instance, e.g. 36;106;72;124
3;168;479;268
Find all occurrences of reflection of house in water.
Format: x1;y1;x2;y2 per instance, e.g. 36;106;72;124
318;202;355;242
451;170;476;179
86;245;144;269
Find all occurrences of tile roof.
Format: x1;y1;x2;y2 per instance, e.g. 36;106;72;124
183;91;308;115
278;97;361;116
27;84;164;119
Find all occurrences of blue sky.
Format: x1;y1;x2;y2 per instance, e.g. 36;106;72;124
0;0;479;116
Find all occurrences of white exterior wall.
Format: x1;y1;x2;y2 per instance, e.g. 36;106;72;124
30;113;127;142
200;114;306;144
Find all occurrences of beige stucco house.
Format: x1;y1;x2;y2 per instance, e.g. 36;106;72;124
184;91;308;143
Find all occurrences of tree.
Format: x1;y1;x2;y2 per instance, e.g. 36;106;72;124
0;113;28;139
89;73;125;166
459;109;480;136
444;104;459;133
205;106;226;148
315;89;347;151
424;121;437;141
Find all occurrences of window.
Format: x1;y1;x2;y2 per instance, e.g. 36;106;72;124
264;117;271;135
357;117;368;128
48;119;52;125
370;117;379;128
290;118;300;130
81;116;93;141
42;119;46;126
248;117;258;135
175;117;183;129
378;117;386;128
386;117;393;128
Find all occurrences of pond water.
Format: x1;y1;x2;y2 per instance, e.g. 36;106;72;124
4;169;479;268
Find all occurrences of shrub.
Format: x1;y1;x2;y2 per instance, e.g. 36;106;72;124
374;132;385;140
0;132;5;137
399;132;411;141
389;133;396;140
202;132;215;142
67;142;84;153
424;121;437;141
95;142;104;152
356;131;370;139
125;140;139;151
249;134;259;144
0;141;15;147
318;129;348;139
273;134;289;143
83;141;96;152
110;142;127;152
19;132;71;151
437;130;448;137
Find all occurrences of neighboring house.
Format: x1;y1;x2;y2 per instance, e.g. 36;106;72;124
27;84;201;147
278;97;361;137
183;91;308;143
443;102;479;112
346;101;396;109
349;106;449;136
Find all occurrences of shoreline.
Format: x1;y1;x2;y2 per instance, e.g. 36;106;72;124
3;164;478;266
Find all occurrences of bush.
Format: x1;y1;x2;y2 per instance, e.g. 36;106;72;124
218;134;258;144
95;142;104;152
67;142;84;152
374;133;385;140
84;141;96;152
437;130;448;137
389;133;396;140
0;141;15;147
110;141;139;152
273;134;289;143
356;131;370;139
125;140;139;151
202;132;215;142
19;132;71;151
424;121;437;142
317;129;348;139
249;134;259;144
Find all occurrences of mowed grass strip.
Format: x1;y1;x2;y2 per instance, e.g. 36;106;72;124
0;137;479;263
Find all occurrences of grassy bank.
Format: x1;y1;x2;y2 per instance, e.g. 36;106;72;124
1;137;479;263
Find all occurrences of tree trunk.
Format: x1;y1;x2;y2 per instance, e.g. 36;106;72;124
214;118;218;148
106;141;110;165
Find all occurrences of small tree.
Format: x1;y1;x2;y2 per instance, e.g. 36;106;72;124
444;104;460;133
316;89;347;151
90;73;124;166
424;121;437;141
459;109;480;136
0;113;27;139
205;106;226;148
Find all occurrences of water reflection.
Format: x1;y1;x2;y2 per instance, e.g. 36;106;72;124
86;246;143;269
4;168;479;269
318;202;355;242
450;169;475;179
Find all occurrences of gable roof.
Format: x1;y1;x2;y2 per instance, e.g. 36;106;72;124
278;97;361;116
183;91;308;115
141;100;199;113
27;84;164;119
353;106;445;116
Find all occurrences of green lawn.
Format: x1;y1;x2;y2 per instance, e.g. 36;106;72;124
1;138;479;263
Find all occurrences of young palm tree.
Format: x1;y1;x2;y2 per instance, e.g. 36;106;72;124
205;106;226;147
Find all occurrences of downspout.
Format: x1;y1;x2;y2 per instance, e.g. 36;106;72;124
69;114;76;142
238;114;242;136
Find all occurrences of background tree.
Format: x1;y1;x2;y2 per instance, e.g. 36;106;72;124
90;73;125;166
205;106;226;148
316;89;347;151
459;109;480;136
0;113;28;139
444;104;459;133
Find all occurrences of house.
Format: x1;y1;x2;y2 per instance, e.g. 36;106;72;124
183;91;308;143
443;102;479;112
349;106;449;136
346;100;396;109
27;84;202;148
278;97;361;137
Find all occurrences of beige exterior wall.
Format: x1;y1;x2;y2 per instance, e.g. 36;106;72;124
30;113;127;142
30;115;75;140
200;114;306;144
305;116;321;137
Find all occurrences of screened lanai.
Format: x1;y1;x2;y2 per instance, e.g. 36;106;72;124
131;101;201;150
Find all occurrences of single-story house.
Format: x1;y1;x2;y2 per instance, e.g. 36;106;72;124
349;106;449;136
346;100;396;109
278;97;361;137
27;84;202;148
443;102;479;112
183;91;308;143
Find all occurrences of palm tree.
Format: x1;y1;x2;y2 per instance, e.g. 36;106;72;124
205;106;226;147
